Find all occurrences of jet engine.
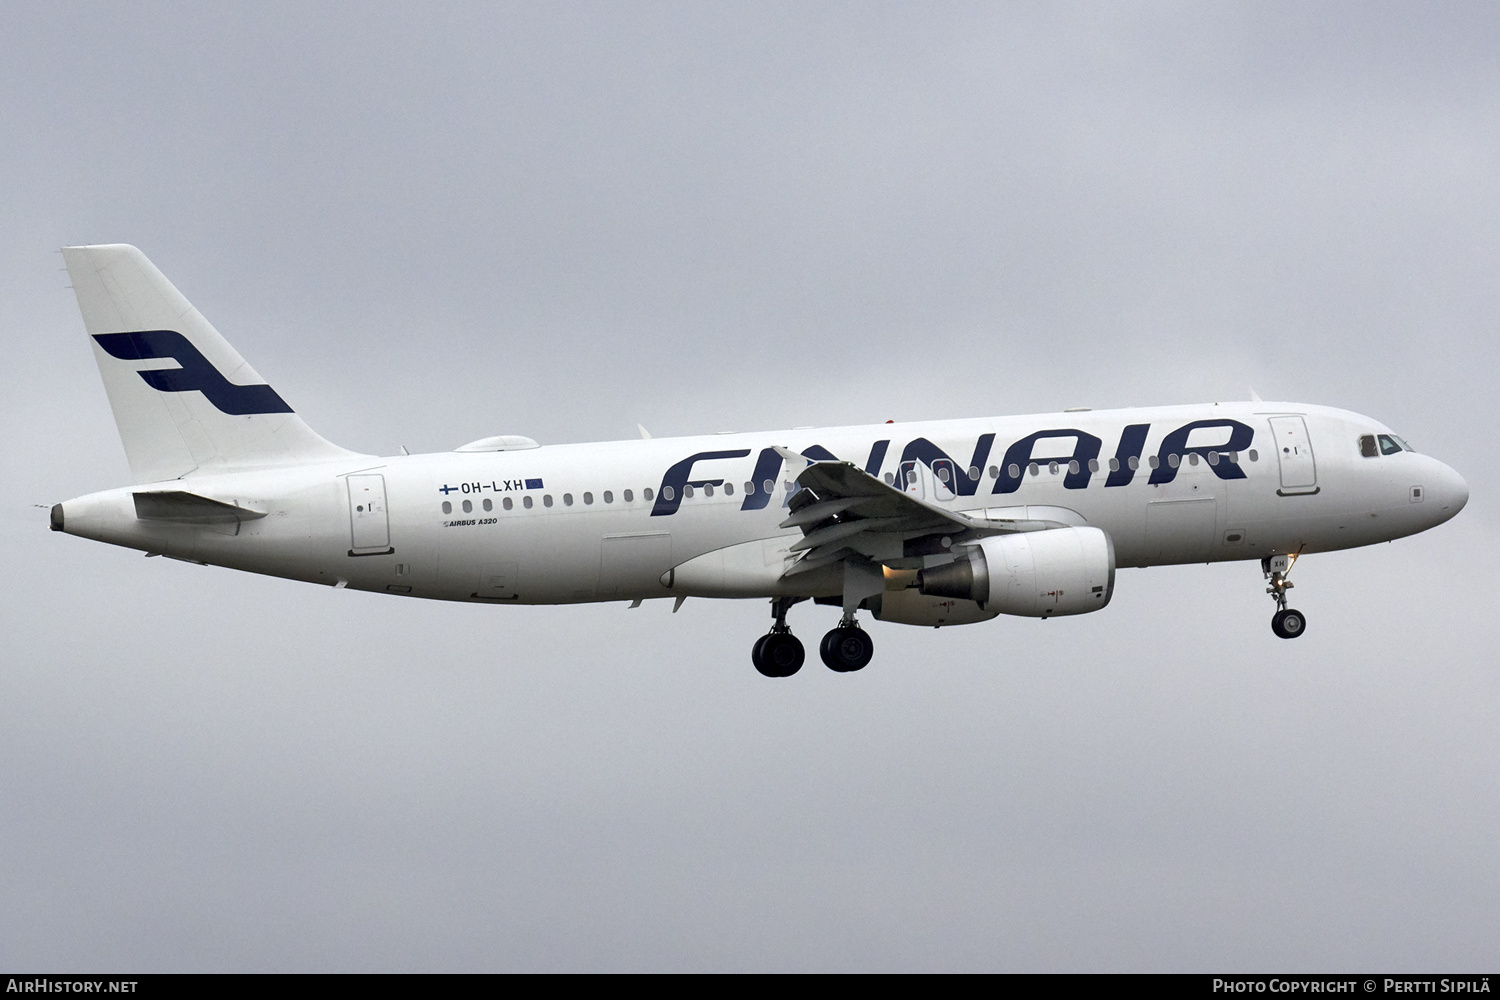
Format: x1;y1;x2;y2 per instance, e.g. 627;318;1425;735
916;526;1115;617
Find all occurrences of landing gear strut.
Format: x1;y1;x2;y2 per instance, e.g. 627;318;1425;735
752;597;805;677
820;614;874;672
1263;554;1307;640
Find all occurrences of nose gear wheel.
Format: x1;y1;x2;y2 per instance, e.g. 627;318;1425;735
1271;608;1306;639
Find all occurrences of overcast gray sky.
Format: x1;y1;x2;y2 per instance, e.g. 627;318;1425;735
2;1;1497;971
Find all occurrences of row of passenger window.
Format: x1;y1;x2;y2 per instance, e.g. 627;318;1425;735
445;487;646;515
438;448;1262;516
907;448;1259;484
440;479;784;515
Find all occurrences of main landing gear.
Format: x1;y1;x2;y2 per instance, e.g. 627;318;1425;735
1263;554;1307;640
820;615;874;673
751;598;876;677
752;597;806;677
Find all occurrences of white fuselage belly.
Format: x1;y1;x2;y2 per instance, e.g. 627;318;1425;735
58;401;1466;607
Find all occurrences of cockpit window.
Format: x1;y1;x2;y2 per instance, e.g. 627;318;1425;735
1378;434;1403;456
1391;434;1415;453
1359;434;1378;458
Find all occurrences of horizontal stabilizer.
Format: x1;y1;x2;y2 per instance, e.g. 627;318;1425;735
133;490;267;523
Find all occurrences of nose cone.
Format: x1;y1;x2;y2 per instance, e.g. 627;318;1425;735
1416;458;1476;530
1429;460;1469;524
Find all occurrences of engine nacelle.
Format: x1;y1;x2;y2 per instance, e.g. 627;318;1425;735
870;588;999;627
917;526;1115;617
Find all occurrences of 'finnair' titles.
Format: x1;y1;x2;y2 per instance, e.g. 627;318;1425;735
50;245;1469;677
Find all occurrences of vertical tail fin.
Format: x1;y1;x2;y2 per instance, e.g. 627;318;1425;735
62;244;359;483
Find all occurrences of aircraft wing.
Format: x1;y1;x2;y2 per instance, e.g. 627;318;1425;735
778;460;1063;577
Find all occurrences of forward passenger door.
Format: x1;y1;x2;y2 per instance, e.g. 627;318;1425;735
1268;416;1318;494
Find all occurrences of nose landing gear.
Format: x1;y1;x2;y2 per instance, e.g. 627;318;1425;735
752;597;806;677
1263;554;1307;639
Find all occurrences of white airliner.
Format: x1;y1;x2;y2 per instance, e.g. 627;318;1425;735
51;245;1469;676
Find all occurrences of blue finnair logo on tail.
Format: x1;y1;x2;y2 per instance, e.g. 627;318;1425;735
93;330;293;416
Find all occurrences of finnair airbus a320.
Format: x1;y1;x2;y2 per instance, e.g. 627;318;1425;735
51;245;1469;676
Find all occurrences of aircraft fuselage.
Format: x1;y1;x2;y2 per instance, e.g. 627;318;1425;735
56;401;1467;608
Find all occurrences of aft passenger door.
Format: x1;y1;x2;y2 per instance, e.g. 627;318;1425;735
1268;416;1318;495
347;474;394;555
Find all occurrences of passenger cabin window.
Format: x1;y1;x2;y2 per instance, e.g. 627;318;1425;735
932;459;957;500
1359;434;1378;458
1378;434;1403;456
900;461;923;497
